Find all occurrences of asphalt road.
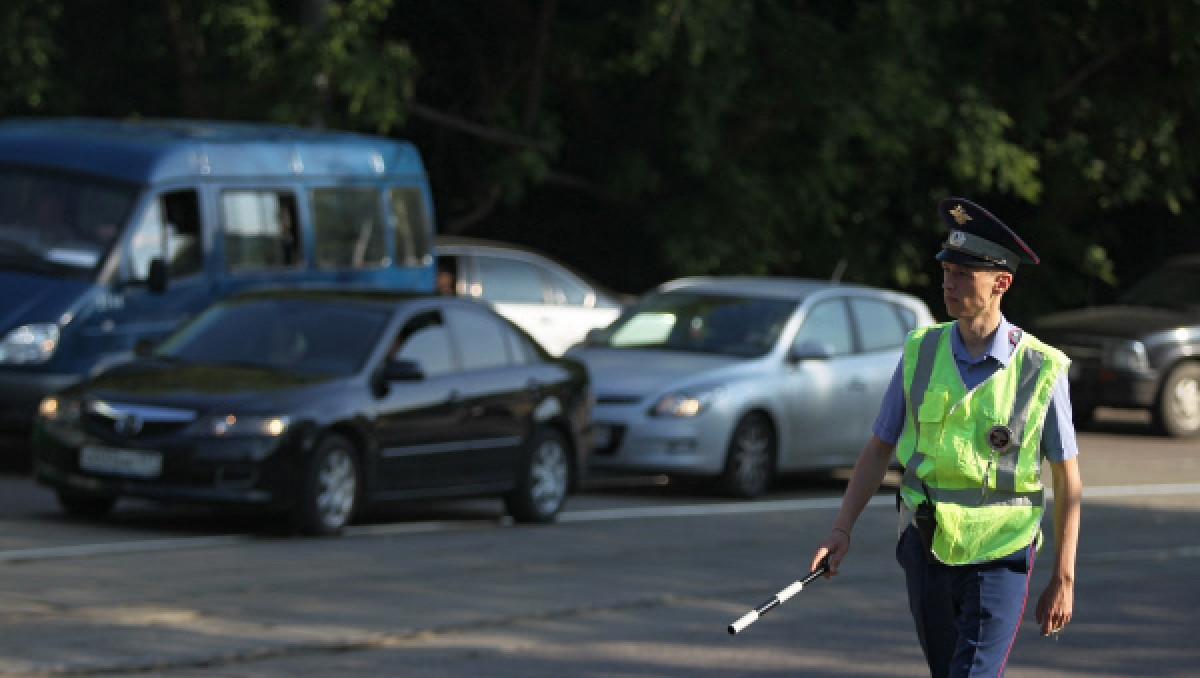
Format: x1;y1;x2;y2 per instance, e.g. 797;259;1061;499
0;412;1196;678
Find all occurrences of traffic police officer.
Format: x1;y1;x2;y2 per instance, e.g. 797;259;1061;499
810;198;1083;678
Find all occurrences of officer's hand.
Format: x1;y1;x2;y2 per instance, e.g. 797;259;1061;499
1035;575;1074;636
810;528;850;578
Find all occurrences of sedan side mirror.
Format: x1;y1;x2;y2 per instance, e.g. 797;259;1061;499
383;358;424;382
789;340;835;362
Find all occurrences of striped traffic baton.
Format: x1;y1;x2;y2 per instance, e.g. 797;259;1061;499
727;557;830;635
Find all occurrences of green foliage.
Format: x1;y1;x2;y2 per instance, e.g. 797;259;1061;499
3;0;1200;311
0;1;61;111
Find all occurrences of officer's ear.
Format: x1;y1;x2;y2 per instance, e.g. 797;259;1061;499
992;271;1013;294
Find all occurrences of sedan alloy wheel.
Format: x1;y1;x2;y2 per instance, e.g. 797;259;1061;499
720;412;776;498
506;428;570;523
294;434;360;535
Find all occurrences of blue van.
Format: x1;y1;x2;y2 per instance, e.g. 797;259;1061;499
0;118;437;458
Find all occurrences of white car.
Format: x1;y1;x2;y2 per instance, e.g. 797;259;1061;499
567;276;937;497
435;236;625;355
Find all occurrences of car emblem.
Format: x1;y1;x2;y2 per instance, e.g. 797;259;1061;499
115;413;144;436
948;230;967;247
949;204;972;225
986;424;1014;451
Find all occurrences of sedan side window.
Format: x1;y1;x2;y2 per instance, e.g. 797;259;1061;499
391;311;456;377
474;256;546;304
792;300;853;357
849;297;909;352
445;307;511;370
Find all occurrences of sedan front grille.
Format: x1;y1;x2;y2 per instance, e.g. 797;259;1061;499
84;400;198;438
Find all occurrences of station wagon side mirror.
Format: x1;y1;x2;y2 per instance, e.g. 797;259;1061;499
146;258;168;294
788;340;835;362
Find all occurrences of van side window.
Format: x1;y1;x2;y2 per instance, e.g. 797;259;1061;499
311;187;387;269
387;187;433;267
221;190;302;272
128;190;202;279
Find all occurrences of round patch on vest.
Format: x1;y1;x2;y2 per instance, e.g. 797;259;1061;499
986;425;1014;451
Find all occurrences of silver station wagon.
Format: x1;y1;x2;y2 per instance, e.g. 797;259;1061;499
568;277;936;497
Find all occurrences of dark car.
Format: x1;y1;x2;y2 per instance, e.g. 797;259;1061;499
1034;254;1200;437
31;288;592;534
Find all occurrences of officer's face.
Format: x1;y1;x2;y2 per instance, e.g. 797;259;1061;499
941;262;1010;319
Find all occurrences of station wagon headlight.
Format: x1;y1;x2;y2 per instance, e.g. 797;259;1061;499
1105;340;1149;372
650;387;725;417
0;323;60;364
37;396;81;423
190;414;291;437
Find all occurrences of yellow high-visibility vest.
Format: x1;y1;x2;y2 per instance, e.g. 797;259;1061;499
896;322;1069;565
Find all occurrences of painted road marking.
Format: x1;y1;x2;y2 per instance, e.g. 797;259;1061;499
1;483;1197;563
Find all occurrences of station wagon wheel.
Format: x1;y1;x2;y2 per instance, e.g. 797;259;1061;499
506;427;571;523
293;434;360;536
719;412;776;498
1155;362;1200;437
55;489;117;518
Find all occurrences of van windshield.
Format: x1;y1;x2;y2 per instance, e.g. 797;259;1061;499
0;166;135;275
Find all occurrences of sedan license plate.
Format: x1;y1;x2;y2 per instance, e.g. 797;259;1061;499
79;446;163;478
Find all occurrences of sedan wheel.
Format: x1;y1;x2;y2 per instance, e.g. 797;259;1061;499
720;412;776;498
1156;362;1200;437
506;428;571;523
293;434;360;535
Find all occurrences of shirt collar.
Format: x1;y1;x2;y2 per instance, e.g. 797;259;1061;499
951;315;1019;367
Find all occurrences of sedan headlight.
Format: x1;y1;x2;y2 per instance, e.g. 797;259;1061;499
188;414;291;437
0;323;60;364
1105;340;1149;372
650;387;725;417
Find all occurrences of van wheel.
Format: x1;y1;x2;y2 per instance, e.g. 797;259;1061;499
292;434;360;536
719;412;775;498
1155;362;1200;437
56;489;117;518
506;428;571;523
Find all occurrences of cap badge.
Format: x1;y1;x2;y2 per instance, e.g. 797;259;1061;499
948;230;967;247
949;204;972;225
986;424;1014;451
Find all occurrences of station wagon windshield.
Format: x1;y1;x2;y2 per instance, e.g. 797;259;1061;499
157;299;391;375
0;167;135;273
593;292;797;357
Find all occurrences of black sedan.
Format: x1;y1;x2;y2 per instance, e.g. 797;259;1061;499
31;288;593;534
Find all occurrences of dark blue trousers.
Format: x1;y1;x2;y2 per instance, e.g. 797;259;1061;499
896;525;1035;678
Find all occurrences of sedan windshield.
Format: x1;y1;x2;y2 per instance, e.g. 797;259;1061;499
156;299;391;375
592;292;797;357
1118;262;1200;310
0;166;135;273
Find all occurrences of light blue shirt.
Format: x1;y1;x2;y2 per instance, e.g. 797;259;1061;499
872;316;1079;463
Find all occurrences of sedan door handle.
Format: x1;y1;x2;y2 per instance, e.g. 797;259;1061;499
848;378;867;391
